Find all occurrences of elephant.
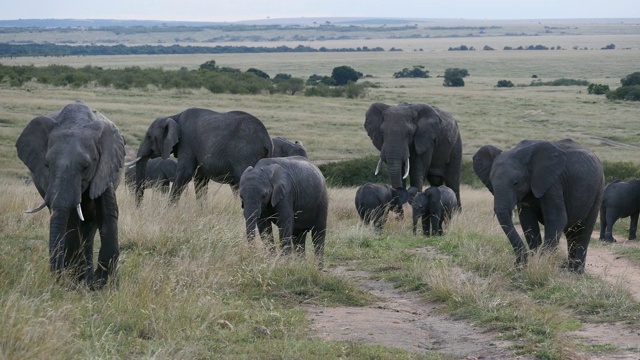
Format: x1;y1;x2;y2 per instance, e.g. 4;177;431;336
124;157;177;194
364;102;463;208
354;182;411;234
15;101;124;289
239;156;328;265
271;136;308;158
599;179;640;242
472;139;604;273
127;107;273;204
411;185;458;236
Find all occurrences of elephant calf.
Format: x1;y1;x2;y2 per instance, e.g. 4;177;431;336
239;156;328;266
354;183;409;234
125;157;177;194
599;179;640;243
411;185;458;236
271;136;308;158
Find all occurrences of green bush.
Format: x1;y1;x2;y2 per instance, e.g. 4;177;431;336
529;78;590;86
620;72;640;87
602;160;640;184
606;85;640;101
393;65;430;78
443;68;469;87
587;83;610;95
496;80;514;88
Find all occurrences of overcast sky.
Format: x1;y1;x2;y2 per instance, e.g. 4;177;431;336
1;0;638;22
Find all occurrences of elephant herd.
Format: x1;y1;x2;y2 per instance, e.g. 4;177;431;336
14;100;636;289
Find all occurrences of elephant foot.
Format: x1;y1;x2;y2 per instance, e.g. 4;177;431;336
561;260;585;274
600;237;616;243
629;236;637;241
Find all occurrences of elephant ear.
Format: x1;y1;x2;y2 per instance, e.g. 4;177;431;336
529;142;567;198
412;104;442;155
16;116;59;198
472;145;503;194
269;164;291;207
364;102;390;151
162;118;180;159
86;115;125;198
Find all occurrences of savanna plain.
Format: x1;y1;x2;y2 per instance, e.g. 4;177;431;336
2;20;640;359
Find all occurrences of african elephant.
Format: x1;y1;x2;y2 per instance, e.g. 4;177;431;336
364;102;462;208
354;182;410;234
15;101;124;289
239;156;328;265
124;157;177;194
473;139;604;273
411;185;457;236
127;107;273;204
271;136;308;158
599;179;640;242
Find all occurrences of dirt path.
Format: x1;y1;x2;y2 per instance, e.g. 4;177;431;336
304;239;640;359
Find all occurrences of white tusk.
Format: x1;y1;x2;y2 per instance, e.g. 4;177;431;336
374;158;383;176
124;157;141;167
403;159;410;179
76;204;85;221
25;202;47;214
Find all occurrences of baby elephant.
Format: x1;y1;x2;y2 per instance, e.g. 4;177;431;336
411;185;458;236
124;157;177;194
599;179;640;242
354;183;410;234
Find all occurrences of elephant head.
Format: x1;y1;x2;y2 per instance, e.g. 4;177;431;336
16;102;124;272
472;141;567;262
129;115;179;204
239;164;291;240
365;102;444;192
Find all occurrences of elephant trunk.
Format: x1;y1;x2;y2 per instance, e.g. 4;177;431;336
135;157;149;206
49;208;69;274
387;159;405;190
430;214;440;236
412;212;420;235
243;207;260;241
494;194;527;264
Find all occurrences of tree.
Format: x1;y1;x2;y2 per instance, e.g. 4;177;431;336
331;65;362;86
393;65;430;78
443;68;469;87
496;80;514;88
621;72;640;87
199;60;219;71
246;68;270;79
587;83;609;95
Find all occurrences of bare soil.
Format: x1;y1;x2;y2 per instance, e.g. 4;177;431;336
303;238;640;359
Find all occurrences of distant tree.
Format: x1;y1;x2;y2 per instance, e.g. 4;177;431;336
587;83;610;95
273;73;292;82
601;43;616;50
331;65;362;86
496;80;514;88
393;65;430;78
274;77;305;95
443;68;469;87
620;72;640;87
246;68;270;79
483;45;495;50
199;60;219;71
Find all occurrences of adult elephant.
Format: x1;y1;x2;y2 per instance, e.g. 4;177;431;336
16;101;124;289
128;107;273;204
271;136;308;158
364;102;462;207
599;179;640;242
472;139;604;273
239;156;328;266
124;157;177;194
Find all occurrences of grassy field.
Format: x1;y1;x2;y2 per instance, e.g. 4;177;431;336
2;23;640;358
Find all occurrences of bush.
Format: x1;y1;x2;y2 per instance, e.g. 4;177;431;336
587;83;610;95
393;65;430;78
620;72;640;87
331;65;362;86
606;85;640;101
496;80;514;88
443;68;469;87
602;160;640;184
529;78;590;86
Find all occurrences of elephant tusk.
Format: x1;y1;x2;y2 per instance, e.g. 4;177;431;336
76;204;85;222
374;158;383;176
25;201;47;214
403;159;410;179
124;157;141;167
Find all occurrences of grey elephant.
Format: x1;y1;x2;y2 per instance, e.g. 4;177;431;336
473;139;603;273
364;102;463;207
354;183;412;234
127;107;273;204
271;136;308;158
124;157;177;194
599;179;640;242
411;185;458;236
16;101;124;289
239;156;328;265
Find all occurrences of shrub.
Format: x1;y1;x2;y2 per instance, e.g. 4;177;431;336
606;85;640;101
587;83;610;95
331;65;362;86
529;78;590;86
393;65;430;78
602;160;640;184
496;80;514;88
443;68;469;87
620;72;640;87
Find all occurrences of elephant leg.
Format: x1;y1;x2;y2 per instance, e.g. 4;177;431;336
629;212;639;240
292;230;307;255
311;227;326;268
602;209;619;243
519;209;542;251
422;215;431;236
170;162;195;204
193;173;208;201
257;219;275;252
599;206;607;240
94;188;119;290
564;224;590;273
541;200;568;251
278;223;294;255
373;209;386;234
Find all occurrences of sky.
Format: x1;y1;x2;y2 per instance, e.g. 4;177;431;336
1;0;638;22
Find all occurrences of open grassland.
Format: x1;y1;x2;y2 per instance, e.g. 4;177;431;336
2;26;640;358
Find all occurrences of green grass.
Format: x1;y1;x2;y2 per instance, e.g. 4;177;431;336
2;22;640;358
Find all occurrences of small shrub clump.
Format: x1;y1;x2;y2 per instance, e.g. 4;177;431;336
393;65;430;78
496;80;515;88
606;72;640;101
587;83;610;95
